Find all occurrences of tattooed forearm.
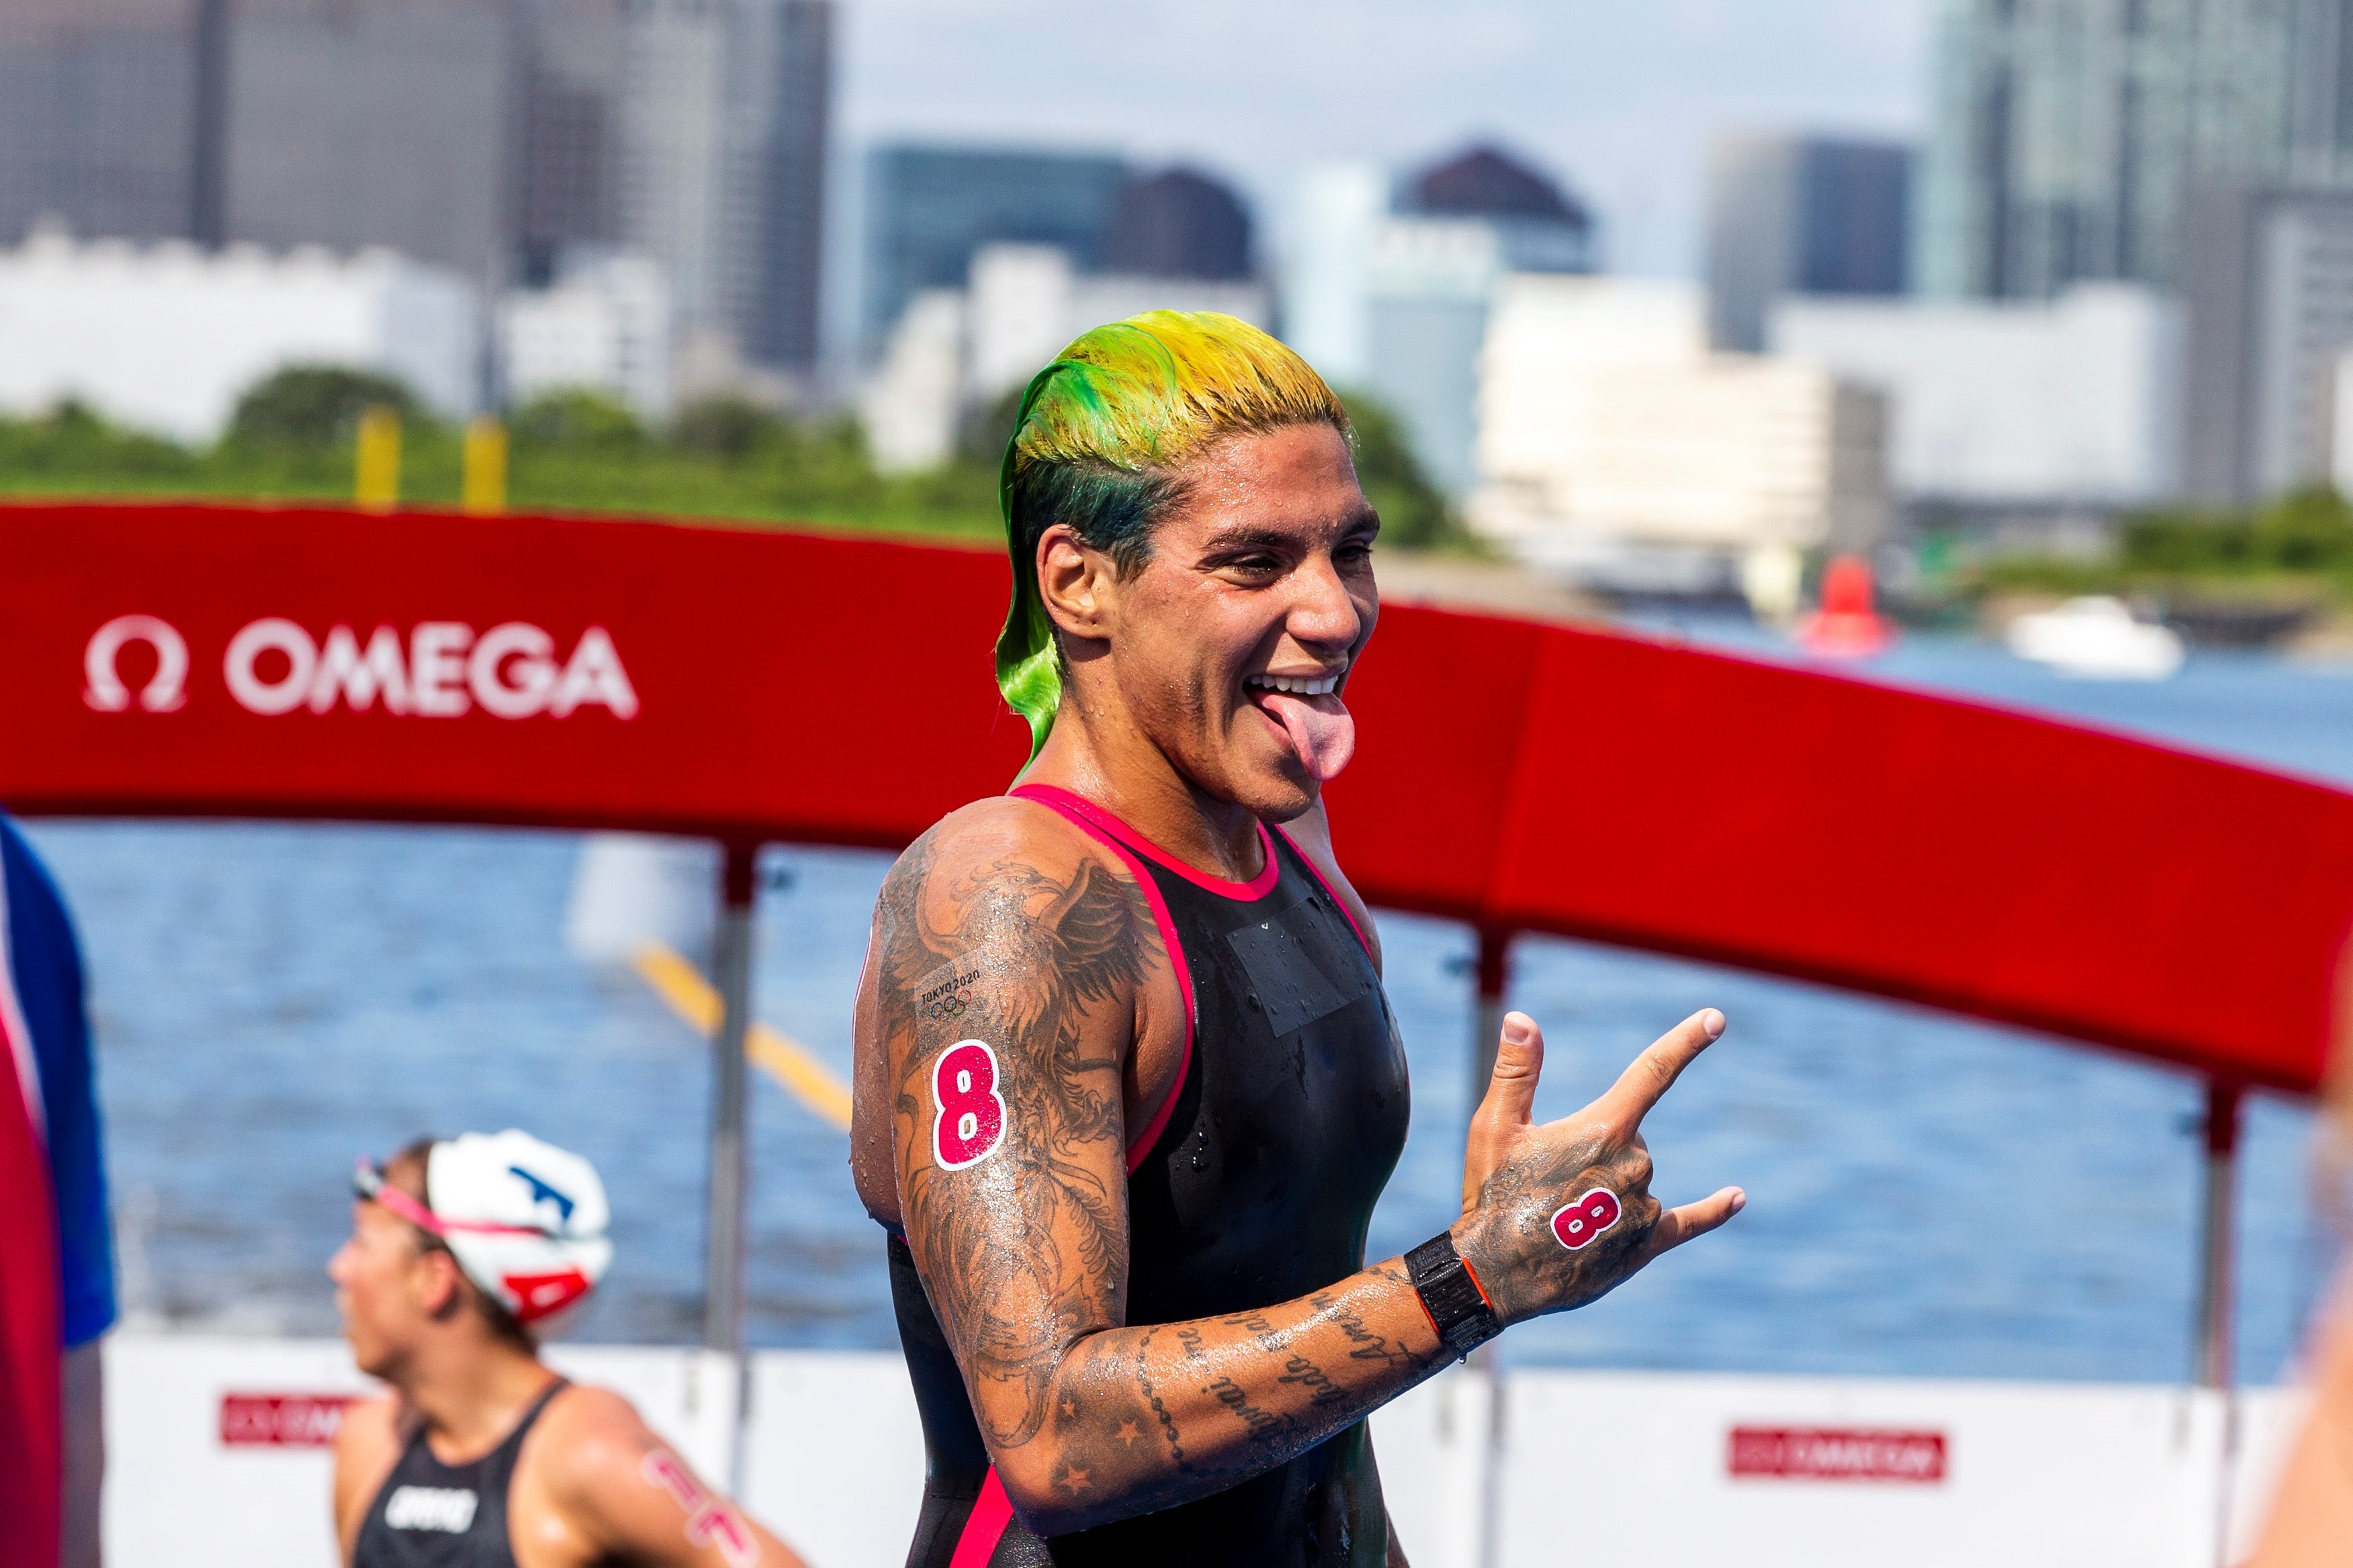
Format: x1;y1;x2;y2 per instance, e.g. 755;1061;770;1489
1206;1376;1296;1443
1308;1281;1417;1368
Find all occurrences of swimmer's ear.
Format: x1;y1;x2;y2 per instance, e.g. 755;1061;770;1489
409;1247;468;1322
1036;522;1116;643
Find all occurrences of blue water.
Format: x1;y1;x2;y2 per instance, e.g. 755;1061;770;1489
21;628;2352;1384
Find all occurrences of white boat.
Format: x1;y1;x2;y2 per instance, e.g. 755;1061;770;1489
2005;596;2186;680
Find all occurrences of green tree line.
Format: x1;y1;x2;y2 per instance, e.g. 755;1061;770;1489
1974;486;2353;604
0;365;1472;551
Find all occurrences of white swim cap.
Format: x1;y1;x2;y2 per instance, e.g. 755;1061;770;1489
424;1131;614;1324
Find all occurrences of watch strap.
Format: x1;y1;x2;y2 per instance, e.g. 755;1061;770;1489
1405;1232;1502;1358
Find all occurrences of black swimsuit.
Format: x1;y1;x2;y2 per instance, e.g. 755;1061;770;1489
353;1379;568;1568
891;784;1412;1567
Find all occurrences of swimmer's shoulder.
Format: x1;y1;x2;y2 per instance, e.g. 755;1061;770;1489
509;1383;658;1556
520;1381;652;1489
330;1393;405;1559
885;792;1136;903
519;1384;810;1567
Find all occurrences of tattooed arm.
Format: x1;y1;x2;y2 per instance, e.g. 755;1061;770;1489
856;800;1742;1537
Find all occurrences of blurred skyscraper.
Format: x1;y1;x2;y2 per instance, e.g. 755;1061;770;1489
0;0;208;247
1284;144;1591;498
1916;0;2353;299
0;0;834;396
860;146;1128;355
1405;146;1593;273
1106;168;1253;281
1707;134;1912;352
586;0;832;383
2180;186;2353;502
226;0;515;286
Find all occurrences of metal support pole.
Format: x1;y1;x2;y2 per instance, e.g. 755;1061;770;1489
1466;927;1511;1420
1468;926;1512;1113
703;845;758;1347
2194;1081;2244;1391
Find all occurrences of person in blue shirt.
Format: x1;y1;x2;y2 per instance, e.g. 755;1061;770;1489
3;814;116;1568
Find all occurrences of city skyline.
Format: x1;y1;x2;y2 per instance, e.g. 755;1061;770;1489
834;0;1934;280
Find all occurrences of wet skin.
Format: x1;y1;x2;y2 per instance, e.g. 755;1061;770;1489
848;422;1746;1547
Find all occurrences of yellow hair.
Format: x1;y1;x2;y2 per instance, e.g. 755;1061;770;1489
995;310;1346;754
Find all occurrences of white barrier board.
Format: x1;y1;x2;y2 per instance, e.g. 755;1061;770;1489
98;1336;2309;1568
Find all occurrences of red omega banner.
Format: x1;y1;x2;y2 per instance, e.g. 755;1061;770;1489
4;501;2352;1094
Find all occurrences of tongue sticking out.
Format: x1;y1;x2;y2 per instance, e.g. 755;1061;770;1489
1251;690;1357;782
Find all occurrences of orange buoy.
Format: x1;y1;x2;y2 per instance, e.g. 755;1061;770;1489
1795;554;1894;658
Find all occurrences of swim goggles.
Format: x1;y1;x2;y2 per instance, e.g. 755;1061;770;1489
351;1156;550;1238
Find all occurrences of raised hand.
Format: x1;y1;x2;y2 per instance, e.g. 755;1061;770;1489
1451;1009;1744;1324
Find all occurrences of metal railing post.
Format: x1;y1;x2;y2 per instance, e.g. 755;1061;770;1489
704;842;758;1489
1468;925;1512;1114
2195;1081;2243;1391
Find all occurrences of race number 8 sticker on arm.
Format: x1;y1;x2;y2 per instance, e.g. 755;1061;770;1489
932;1041;1006;1170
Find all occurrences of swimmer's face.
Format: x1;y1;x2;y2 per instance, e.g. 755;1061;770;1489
1041;422;1378;818
327;1197;459;1377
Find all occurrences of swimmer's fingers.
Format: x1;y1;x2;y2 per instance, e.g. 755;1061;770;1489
1595;1009;1727;1130
1462;1012;1546;1211
1629;1186;1747;1269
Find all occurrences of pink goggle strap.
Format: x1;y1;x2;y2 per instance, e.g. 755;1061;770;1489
353;1158;549;1239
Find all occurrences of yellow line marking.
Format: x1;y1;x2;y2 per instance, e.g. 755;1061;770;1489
631;942;854;1132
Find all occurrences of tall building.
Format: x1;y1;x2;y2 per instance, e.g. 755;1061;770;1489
1106;167;1251;281
531;0;830;379
752;0;830;371
1405;144;1593;273
1284;145;1593;498
0;0;206;247
2180;186;2353;502
0;0;834;387
225;0;518;288
1916;0;2353;299
861;145;1128;353
1707;134;1912;351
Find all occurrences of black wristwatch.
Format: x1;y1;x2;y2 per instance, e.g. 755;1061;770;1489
1405;1232;1502;1359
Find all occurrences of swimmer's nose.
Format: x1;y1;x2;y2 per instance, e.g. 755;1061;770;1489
1288;553;1365;652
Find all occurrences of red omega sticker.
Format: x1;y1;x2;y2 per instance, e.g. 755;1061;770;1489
1552;1189;1622;1250
932;1040;1008;1170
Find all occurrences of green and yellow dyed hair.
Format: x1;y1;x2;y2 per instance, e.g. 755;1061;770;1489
994;310;1348;755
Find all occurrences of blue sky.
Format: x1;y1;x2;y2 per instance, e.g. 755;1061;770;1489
840;0;1939;278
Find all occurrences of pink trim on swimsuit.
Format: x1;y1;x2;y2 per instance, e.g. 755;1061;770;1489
948;1467;1015;1568
1015;783;1278;901
1009;785;1196;1174
1268;823;1376;963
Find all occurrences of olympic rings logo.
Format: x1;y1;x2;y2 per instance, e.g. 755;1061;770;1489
922;988;975;1022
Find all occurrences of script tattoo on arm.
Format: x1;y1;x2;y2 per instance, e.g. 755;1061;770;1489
875;814;1453;1537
